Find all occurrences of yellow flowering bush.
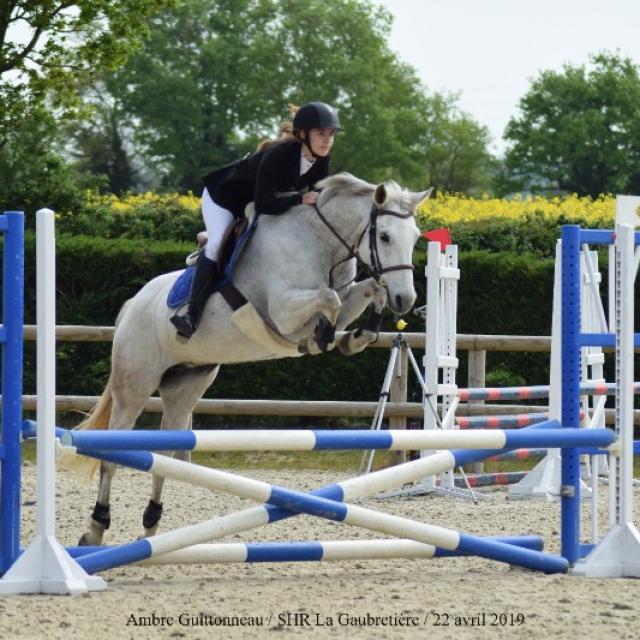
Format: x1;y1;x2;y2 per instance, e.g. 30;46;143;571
416;193;616;257
417;193;615;227
58;190;618;255
58;190;202;241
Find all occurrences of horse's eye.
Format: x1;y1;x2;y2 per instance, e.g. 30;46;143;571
380;232;390;243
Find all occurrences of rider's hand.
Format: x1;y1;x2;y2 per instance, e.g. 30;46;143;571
302;191;319;205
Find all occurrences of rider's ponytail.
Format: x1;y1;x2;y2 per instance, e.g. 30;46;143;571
256;104;299;151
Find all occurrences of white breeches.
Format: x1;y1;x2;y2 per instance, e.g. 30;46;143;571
201;188;236;261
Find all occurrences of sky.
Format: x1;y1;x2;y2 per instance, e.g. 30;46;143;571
375;0;640;155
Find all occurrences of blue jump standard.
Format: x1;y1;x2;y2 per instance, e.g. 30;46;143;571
0;212;24;575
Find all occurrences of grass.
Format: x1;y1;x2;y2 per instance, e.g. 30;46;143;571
22;439;640;475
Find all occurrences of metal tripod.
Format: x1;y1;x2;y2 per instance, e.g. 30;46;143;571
358;332;483;502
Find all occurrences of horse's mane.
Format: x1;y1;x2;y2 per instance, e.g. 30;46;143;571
316;173;373;201
317;173;404;206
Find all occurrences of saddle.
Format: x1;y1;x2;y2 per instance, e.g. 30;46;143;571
165;204;328;357
167;215;251;310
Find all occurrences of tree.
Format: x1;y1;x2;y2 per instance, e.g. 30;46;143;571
0;89;103;213
94;0;495;193
0;0;174;213
0;1;175;99
421;93;496;194
63;83;140;194
500;52;640;197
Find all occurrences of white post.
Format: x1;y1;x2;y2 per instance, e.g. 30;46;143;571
384;241;460;498
418;241;443;493
0;209;106;595
508;241;564;500
509;241;596;501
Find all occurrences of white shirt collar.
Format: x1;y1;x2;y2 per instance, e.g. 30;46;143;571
300;149;315;176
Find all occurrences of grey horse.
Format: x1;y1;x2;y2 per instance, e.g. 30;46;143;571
73;172;430;545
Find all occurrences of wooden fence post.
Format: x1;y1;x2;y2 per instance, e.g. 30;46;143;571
389;345;408;464
467;349;486;473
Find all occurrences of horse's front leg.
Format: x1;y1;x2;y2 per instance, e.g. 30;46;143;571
268;287;341;341
335;277;387;355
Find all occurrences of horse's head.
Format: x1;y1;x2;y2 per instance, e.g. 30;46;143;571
360;181;431;315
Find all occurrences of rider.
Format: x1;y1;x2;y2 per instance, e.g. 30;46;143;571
170;101;342;339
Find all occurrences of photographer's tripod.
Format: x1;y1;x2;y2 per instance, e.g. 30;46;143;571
359;329;482;502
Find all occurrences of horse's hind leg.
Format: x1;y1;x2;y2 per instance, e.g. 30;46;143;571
79;387;153;546
143;364;220;537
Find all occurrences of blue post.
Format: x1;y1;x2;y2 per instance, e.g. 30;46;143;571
560;225;582;564
0;212;25;575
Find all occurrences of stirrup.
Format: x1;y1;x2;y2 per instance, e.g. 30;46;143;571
186;248;202;267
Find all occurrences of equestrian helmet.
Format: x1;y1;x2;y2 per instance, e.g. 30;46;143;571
293;102;342;132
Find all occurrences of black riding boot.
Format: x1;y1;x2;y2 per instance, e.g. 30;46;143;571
170;253;218;339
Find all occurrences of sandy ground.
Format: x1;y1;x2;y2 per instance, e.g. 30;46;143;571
1;462;639;640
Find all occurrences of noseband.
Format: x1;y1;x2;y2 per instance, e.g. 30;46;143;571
313;201;415;288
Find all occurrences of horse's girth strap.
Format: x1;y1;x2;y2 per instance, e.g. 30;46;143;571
219;282;248;311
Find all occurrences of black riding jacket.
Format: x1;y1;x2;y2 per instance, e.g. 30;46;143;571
203;138;330;218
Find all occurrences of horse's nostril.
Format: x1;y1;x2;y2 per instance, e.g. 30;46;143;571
395;294;403;309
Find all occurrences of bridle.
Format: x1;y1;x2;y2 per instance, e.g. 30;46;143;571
313;201;415;289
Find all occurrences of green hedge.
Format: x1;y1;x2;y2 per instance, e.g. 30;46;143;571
8;233;634;429
7;235;566;424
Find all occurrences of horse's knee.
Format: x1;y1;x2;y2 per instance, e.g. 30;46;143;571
319;289;341;323
369;281;387;312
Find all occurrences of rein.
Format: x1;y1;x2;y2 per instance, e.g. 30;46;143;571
313;201;415;289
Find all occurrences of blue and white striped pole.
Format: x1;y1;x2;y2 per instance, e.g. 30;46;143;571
73;447;569;574
66;535;545;564
71;421;613;575
59;424;613;452
72;425;612;576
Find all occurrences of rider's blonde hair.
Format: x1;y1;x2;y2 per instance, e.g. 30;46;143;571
256;104;299;151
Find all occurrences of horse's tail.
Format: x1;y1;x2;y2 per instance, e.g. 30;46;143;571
58;301;132;478
76;376;114;432
57;376;113;479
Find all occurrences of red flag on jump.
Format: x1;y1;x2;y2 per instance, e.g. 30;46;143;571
422;227;452;251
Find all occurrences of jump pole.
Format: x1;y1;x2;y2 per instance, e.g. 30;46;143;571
59;424;611;452
67;421;614;576
66;535;545;565
0;209;105;595
72;446;571;574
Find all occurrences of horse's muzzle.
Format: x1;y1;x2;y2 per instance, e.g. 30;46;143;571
389;292;416;316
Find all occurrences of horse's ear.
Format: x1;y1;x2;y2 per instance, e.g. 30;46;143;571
411;187;433;210
374;183;388;206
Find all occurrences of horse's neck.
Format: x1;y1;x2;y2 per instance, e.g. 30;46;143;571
309;194;371;251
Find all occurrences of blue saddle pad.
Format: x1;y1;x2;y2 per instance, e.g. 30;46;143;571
167;267;194;309
166;215;259;309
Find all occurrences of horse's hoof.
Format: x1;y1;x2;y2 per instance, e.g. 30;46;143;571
78;532;101;546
